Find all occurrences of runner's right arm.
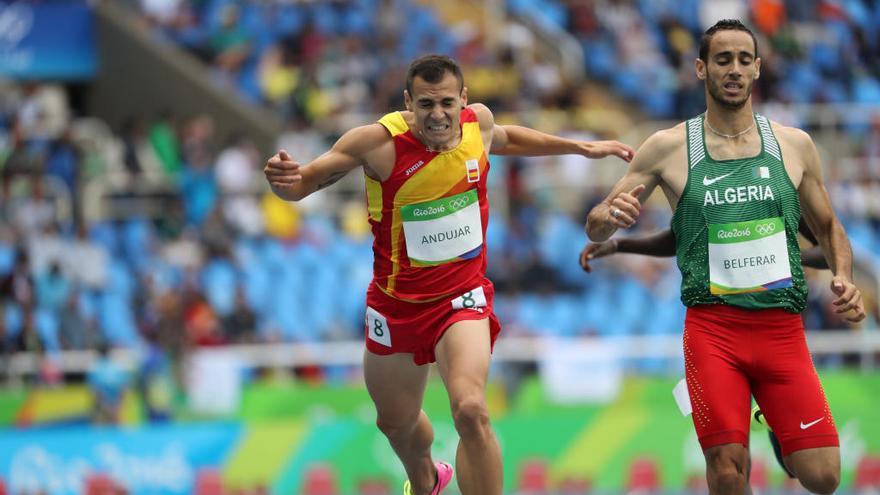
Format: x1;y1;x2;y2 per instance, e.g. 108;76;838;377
586;130;674;241
264;124;389;201
800;247;830;270
616;229;677;256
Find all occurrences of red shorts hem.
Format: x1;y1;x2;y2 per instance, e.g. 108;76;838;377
697;430;749;451
364;279;500;365
780;434;839;456
366;312;500;365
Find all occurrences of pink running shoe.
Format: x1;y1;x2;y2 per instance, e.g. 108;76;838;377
403;461;454;495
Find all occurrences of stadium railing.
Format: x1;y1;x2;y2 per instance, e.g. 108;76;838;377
4;330;878;383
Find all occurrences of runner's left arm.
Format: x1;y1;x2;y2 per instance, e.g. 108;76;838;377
795;130;865;321
492;125;634;161
469;104;634;161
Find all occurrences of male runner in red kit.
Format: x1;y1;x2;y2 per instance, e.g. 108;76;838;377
265;54;634;495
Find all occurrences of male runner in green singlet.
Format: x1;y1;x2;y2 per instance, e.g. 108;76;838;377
586;19;865;495
578;220;829;481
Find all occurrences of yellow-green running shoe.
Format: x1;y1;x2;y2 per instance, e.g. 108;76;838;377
752;405;795;479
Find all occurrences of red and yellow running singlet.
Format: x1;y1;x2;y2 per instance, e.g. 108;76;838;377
366;108;490;303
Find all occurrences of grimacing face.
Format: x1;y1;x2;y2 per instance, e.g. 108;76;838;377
404;71;467;150
697;30;761;110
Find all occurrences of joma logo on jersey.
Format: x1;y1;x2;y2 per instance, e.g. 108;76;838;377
405;160;425;176
704;185;775;206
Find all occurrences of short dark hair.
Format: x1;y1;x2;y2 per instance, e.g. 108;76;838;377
405;54;464;95
699;19;758;62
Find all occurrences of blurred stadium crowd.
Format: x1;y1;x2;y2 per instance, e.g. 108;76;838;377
2;0;880;388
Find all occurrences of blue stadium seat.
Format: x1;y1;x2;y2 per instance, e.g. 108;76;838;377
549;295;582;337
201;258;238;317
237;59;263;105
4;302;23;341
313;3;342;35
106;260;136;300
98;293;139;346
582;38;616;80
274;4;307;37
342;4;374;36
35;309;60;352
89;222;120;257
0;242;15;276
241;260;272;317
855;75;880;104
121;218;156;273
78;290;99;321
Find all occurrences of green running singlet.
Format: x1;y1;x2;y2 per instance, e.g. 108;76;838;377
671;113;807;313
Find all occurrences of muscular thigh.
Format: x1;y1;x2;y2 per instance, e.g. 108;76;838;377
684;307;752;450
750;319;838;456
434;318;492;400
364;349;429;422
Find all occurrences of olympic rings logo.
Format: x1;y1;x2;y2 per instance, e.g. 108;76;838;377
448;197;470;209
755;223;776;235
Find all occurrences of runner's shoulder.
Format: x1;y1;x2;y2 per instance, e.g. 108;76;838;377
636;123;686;164
769;121;817;164
769;121;813;147
468;103;494;130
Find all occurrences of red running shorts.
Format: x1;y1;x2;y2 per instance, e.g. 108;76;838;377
364;278;501;365
684;304;838;455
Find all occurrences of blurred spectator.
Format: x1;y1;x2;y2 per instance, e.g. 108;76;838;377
200;205;234;257
58;289;99;351
8;180;56;237
865;112;880;177
148;112;182;179
208;4;251;86
15;83;70;144
87;343;130;425
0;249;34;312
221;286;257;344
66;224;109;290
34;261;70;313
1;117;39;175
258;35;304;113
139;0;183;27
45;126;81;224
120;117;146;178
214;134;264;235
145;289;188;402
136;341;174;422
180;147;218;227
215;134;259;196
184;292;224;347
27;223;65;279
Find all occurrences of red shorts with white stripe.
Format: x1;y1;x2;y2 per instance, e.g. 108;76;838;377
364;278;501;365
684;304;838;455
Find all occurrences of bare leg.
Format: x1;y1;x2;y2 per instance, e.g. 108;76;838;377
364;350;436;495
744;448;753;495
785;447;840;494
435;318;502;495
704;443;750;495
